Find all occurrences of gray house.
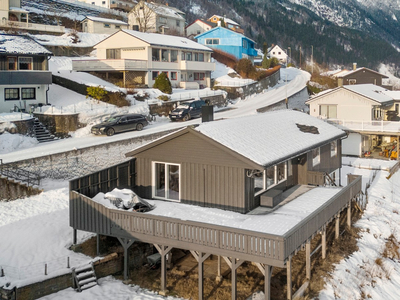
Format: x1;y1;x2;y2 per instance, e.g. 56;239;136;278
0;34;52;113
70;110;362;299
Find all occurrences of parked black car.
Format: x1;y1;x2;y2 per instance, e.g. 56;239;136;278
91;114;148;136
169;99;206;121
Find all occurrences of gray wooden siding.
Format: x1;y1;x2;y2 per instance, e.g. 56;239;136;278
0;55;48;71
135;157;248;213
308;140;341;174
343;70;384;86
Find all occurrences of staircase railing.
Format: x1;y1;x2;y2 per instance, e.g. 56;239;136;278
0;159;41;187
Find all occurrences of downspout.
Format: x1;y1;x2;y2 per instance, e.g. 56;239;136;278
339;133;349;187
46;55;51;105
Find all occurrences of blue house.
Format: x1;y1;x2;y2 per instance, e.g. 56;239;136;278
195;26;258;62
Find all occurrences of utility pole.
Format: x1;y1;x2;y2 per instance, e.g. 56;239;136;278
288;47;291;66
311;45;314;74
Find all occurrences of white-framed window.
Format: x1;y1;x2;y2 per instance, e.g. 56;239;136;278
5;88;19;100
21;88;35;100
255;161;289;196
331;140;337;157
312;147;320;167
319;105;337;119
153;162;180;201
205;38;219;45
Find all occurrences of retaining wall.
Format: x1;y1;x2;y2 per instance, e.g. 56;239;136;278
33;113;79;136
0;177;42;201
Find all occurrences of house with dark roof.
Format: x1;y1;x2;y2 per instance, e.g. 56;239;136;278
0;34;53;113
69;109;362;300
334;64;391;89
72;29;215;88
306;84;400;158
195;26;257;62
186;19;216;40
81;16;129;34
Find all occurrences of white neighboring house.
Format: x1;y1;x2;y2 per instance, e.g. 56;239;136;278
306;84;400;157
0;34;53;113
128;1;185;35
0;0;64;33
268;45;288;64
81;16;129;34
71;29;215;88
78;0;110;8
186;19;216;39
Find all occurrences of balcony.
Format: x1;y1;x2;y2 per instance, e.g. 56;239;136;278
72;59;148;72
0;71;52;85
179;60;215;72
326;119;400;134
0;20;65;34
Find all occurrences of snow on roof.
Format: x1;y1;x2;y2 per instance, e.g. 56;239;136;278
336;67;388;78
84;16;128;25
343;84;393;104
121;29;213;52
382;90;400;100
143;2;185;20
209;15;239;26
9;7;28;13
0;34;52;55
195;110;345;167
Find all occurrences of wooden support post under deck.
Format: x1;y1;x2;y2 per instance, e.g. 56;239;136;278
155;245;173;295
287;255;292;300
216;255;222;282
322;227;326;259
117;237;135;281
335;214;340;239
347;201;352;228
265;264;272;300
96;234;100;256
397;136;399;161
123;71;126;88
306;239;311;280
222;257;244;300
73;228;77;245
196;252;211;300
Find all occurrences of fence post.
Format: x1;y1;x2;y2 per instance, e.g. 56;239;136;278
45;263;47;275
67;257;70;268
1;267;4;277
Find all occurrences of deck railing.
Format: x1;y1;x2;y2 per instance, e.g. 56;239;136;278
72;59;148;72
70;161;362;267
0;20;65;33
326;119;400;133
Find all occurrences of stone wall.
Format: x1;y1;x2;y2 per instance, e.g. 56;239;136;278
0;118;35;136
33;113;79;136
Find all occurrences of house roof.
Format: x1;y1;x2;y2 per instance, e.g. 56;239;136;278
126;110;345;169
0;34;52;56
186;19;217;29
336;67;389;79
268;45;287;56
306;84;394;105
382;90;400;101
194;26;255;43
119;29;213;51
83;16;128;25
208;15;239;26
139;1;185;21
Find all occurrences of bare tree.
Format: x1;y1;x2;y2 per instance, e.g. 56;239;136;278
129;0;163;32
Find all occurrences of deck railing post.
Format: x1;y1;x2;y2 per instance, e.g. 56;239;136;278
306;239;311;280
287;255;292;300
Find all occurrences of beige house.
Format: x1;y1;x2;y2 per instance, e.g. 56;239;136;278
72;29;215;88
0;0;64;33
186;19;216;39
82;16;129;34
128;1;185;35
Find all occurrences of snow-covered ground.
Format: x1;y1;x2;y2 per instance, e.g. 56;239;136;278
0;159;398;299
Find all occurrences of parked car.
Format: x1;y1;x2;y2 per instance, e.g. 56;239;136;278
91;114;148;136
169;99;206;121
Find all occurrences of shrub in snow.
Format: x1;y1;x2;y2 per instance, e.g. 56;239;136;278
86;86;108;102
153;73;172;94
104;91;130;107
157;95;170;101
235;58;254;78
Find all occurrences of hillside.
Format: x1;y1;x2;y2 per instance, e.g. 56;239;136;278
20;0;400;73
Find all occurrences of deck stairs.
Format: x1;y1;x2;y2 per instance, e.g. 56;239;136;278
72;263;98;292
33;118;55;143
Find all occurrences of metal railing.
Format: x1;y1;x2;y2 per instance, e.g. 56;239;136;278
0;159;41;187
72;59;148;72
0;20;65;33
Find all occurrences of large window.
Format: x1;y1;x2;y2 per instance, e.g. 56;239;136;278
19;57;32;70
152;48;161;61
171;72;177;80
153;162;180;201
255;161;290;196
21;88;36;100
171;50;178;62
194;72;205;81
312;147;320;166
320;105;337;119
106;49;121;59
152;71;159;80
198;53;204;62
5;88;19;100
162;49;169;62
